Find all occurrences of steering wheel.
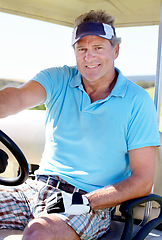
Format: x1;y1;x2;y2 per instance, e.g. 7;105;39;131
0;130;29;186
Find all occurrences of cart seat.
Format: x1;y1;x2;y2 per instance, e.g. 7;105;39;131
1;111;162;239
1;220;162;240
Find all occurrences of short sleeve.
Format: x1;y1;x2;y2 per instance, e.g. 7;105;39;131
127;91;160;150
31;66;72;105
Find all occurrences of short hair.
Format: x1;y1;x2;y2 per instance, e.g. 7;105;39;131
74;10;121;47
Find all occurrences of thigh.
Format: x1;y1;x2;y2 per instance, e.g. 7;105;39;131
56;208;111;240
23;214;80;240
0;180;40;230
33;185;111;239
23;209;111;240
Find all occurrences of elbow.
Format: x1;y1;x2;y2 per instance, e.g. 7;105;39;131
131;175;154;199
145;182;154;195
0;107;9;118
140;178;154;197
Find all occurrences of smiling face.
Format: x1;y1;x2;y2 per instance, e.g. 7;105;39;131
74;35;119;86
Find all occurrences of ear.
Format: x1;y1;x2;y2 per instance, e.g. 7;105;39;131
114;44;119;59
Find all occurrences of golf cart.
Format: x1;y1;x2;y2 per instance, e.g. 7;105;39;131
0;0;162;239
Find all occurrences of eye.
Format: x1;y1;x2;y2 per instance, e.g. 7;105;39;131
96;46;103;50
78;48;86;52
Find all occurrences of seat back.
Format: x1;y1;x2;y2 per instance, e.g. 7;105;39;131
120;131;162;221
154;131;162;197
0;110;45;177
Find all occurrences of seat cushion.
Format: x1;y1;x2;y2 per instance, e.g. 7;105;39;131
0;230;23;240
1;223;162;240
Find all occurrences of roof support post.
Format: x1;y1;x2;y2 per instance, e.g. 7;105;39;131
154;0;162;128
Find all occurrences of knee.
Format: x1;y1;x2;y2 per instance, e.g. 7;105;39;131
22;219;48;240
22;216;64;240
22;215;80;240
23;228;39;240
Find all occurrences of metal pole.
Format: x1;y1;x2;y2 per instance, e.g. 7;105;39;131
154;0;162;128
142;0;162;224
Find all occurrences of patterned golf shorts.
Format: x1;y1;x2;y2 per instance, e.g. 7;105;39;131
0;179;111;239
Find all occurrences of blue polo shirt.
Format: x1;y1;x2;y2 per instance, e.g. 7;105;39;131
33;66;160;193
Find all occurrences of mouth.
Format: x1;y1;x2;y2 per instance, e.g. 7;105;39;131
85;64;101;69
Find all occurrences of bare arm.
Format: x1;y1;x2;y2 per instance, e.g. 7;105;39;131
0;80;47;118
86;146;156;210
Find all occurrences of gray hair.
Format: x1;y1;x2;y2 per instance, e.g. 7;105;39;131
74;10;121;47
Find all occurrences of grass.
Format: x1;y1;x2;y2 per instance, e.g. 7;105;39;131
29;104;46;110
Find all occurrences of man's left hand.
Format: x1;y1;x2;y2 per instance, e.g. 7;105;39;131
46;191;91;215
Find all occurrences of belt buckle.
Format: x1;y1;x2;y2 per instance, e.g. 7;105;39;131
47;176;60;189
56;180;61;189
73;187;79;193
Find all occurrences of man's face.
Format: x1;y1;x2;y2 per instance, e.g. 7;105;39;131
74;35;119;84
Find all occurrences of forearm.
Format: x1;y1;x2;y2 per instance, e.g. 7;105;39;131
86;174;153;210
0;81;47;118
86;147;156;211
0;87;22;118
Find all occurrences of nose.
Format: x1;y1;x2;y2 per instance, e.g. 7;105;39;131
85;49;95;62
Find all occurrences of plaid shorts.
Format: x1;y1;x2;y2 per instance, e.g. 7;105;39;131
0;179;111;239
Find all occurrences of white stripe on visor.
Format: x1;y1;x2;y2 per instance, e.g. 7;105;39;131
72;21;115;46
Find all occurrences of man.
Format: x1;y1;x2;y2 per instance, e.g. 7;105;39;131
0;10;160;240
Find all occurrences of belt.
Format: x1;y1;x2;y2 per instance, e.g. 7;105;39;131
37;175;87;195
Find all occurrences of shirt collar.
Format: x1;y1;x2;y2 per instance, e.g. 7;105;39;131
69;69;82;88
69;67;129;98
110;68;129;98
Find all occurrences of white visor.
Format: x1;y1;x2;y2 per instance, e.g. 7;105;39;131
72;21;115;46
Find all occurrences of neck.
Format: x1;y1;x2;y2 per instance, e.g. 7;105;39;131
83;71;117;103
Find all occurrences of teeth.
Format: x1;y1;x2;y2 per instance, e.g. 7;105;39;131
87;65;97;68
